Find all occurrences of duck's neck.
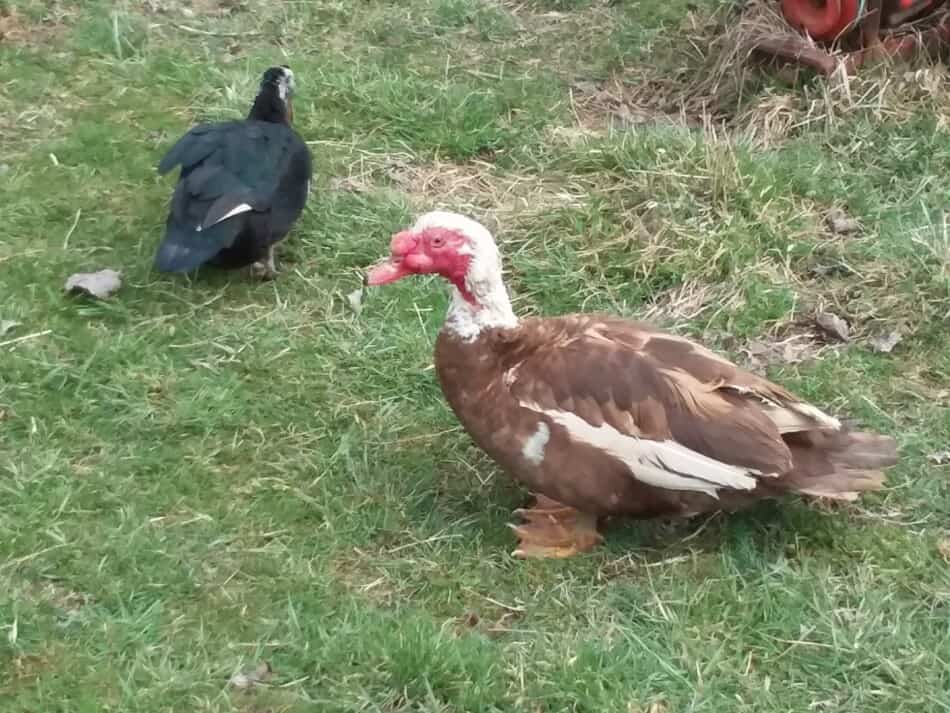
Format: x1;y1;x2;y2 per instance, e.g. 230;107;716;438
444;273;518;342
248;88;289;124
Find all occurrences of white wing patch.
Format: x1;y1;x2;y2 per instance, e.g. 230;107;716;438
198;203;254;232
721;385;841;433
521;421;550;466
784;401;841;429
520;402;768;498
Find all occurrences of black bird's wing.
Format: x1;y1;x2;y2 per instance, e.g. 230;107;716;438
154;120;311;272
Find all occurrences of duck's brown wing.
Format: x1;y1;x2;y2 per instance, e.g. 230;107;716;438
500;315;843;498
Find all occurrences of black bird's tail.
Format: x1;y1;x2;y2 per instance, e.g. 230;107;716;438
154;217;243;273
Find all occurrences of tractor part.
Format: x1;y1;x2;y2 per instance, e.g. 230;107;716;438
753;0;949;75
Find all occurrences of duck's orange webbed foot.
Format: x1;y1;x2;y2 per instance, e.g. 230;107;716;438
509;494;603;559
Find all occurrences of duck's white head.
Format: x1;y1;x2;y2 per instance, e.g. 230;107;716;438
365;211;517;340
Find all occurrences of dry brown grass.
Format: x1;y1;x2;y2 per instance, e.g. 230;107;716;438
635;265;842;374
142;0;250;17
565;2;803;126
0;4;72;46
331;150;596;219
637;279;744;329
569;59;948;147
560;1;949;147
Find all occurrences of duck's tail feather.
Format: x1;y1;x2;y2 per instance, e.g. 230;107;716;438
781;429;898;501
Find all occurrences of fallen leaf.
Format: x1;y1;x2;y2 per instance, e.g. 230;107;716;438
938;539;950;562
868;330;902;353
927;451;950;465
346;287;364;314
228;661;272;690
815;311;850;342
64;269;122;299
0;320;19;336
825;208;860;235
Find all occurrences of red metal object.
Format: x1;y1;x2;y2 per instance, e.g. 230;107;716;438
753;0;950;75
781;0;863;41
884;0;940;24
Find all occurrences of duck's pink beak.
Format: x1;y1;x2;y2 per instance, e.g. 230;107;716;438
365;230;426;286
365;257;412;286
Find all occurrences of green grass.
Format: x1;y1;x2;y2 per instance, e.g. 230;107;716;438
2;0;949;710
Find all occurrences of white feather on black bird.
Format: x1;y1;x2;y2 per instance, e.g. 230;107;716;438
154;65;312;279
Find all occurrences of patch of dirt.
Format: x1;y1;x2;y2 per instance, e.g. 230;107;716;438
5;650;56;691
734;297;910;373
733;264;916;371
329;550;406;609
14;579;92;625
569;77;700;133
783;222;934;353
634;280;857;373
739;328;835;374
40;581;91;613
799;267;926;348
0;5;72;46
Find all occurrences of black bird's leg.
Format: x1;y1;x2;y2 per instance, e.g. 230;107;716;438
250;245;277;280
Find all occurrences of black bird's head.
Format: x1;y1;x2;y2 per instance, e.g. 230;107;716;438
249;65;297;124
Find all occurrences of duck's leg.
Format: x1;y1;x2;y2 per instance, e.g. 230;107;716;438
509;494;603;559
250;245;277;280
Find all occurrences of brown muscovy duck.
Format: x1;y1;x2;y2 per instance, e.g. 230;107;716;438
154;65;312;279
365;211;900;558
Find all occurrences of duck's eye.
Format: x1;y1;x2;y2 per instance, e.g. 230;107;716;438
431;235;445;248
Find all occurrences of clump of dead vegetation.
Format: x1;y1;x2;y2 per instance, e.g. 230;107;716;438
142;0;249;17
332;150;597;218
0;3;72;46
567;2;806;130
567;0;949;146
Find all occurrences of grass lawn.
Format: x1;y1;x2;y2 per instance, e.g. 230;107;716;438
2;0;949;710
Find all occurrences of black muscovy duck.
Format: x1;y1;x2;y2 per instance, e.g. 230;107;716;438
154;65;312;279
